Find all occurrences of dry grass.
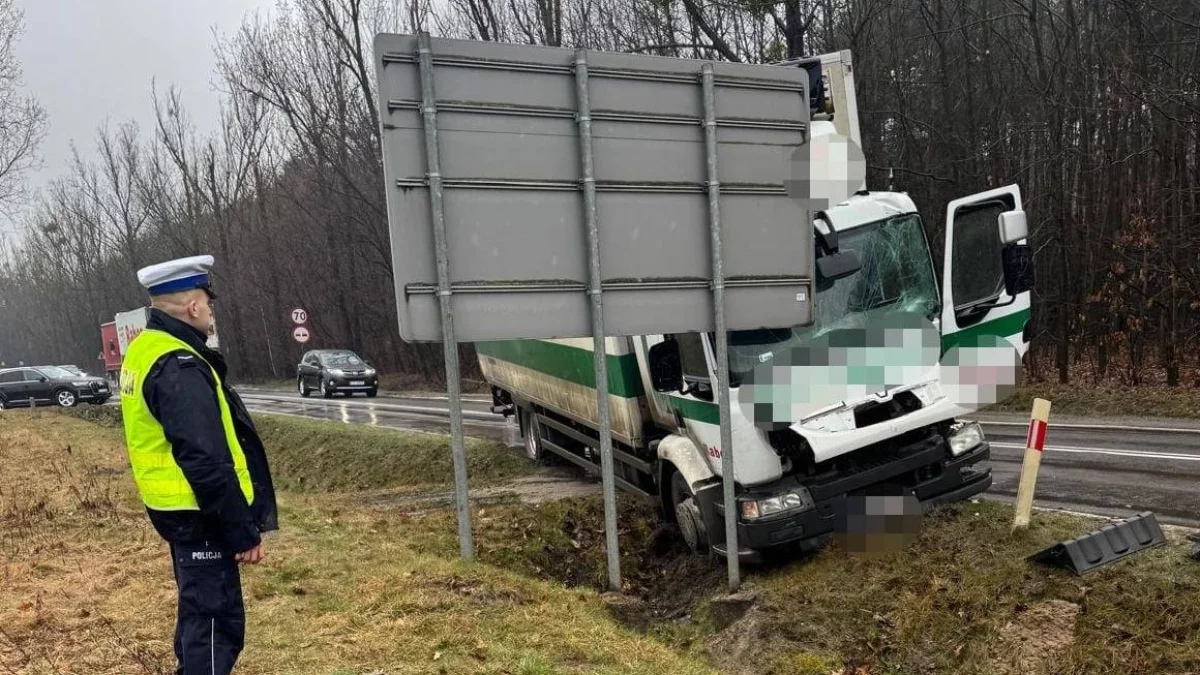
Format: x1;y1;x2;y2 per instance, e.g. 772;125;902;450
738;502;1200;675
7;410;1200;674
62;405;535;492
387;496;1200;675
0;411;715;674
989;383;1200;419
252;414;533;492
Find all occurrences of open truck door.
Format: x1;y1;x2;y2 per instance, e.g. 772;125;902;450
940;185;1033;357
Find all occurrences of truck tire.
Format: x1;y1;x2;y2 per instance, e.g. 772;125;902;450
521;409;546;464
671;470;710;555
298;377;311;398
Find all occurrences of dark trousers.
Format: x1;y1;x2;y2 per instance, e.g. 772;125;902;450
168;541;245;675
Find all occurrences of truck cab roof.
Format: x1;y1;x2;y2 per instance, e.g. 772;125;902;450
820;191;919;233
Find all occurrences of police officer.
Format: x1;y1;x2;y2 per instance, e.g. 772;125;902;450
119;255;277;675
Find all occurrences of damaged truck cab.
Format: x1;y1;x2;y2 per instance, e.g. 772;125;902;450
637;186;1032;558
478;50;1035;559
483;183;1033;558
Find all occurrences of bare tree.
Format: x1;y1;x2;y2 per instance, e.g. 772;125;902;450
3;0;1200;389
0;0;46;209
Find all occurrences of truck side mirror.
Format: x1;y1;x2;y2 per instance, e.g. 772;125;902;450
998;210;1027;244
648;339;684;393
1002;243;1034;295
817;250;862;282
815;250;862;292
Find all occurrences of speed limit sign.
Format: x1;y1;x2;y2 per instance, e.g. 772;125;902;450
293;326;310;343
291;308;309;325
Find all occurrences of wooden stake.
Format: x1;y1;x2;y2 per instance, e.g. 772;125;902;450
1013;398;1052;530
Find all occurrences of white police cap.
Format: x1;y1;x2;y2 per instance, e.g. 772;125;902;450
137;255;217;297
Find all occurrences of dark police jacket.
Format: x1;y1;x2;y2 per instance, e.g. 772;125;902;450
141;309;278;553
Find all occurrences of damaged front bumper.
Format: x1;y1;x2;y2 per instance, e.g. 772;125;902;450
698;431;992;560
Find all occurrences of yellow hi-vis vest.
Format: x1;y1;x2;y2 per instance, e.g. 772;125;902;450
119;328;254;511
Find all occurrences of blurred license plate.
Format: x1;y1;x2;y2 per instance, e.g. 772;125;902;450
350;380;365;386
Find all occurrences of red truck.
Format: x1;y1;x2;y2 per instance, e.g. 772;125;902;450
98;307;219;385
99;321;121;382
98;308;148;384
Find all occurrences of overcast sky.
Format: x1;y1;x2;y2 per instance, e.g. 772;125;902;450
4;0;277;235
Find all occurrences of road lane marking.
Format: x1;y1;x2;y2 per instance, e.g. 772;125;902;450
991;441;1200;462
981;420;1200;435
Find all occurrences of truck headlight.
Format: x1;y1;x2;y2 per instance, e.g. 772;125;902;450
364;368;377;377
948;422;984;457
328;369;344;377
740;488;814;521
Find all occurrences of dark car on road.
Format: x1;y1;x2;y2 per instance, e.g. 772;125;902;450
297;349;379;398
0;365;111;409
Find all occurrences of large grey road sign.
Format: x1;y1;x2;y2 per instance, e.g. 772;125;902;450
375;34;814;342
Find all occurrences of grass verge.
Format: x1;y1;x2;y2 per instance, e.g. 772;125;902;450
252;414;531;492
5;410;1200;674
59;405;534;491
989;383;1200;419
398;496;1200;675
0;411;713;674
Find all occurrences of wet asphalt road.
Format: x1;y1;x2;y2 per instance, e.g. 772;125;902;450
981;416;1200;527
238;389;509;440
237;389;1200;528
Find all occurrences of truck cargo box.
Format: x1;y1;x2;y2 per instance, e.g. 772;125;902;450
476;337;650;447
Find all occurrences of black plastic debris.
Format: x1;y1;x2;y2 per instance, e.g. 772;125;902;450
1028;512;1167;575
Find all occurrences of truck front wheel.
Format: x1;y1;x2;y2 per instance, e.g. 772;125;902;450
671;471;710;554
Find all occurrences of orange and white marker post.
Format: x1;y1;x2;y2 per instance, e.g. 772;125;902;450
1013;398;1052;530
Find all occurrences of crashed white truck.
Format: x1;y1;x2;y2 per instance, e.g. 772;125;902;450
379;38;1034;559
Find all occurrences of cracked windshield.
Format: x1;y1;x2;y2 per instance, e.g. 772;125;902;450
728;214;940;381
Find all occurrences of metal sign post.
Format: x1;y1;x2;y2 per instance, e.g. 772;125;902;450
574;49;622;592
417;32;474;560
701;64;739;592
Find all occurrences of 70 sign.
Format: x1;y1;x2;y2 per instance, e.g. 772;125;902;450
291;307;311;344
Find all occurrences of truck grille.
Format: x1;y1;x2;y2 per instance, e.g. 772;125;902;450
853;391;923;429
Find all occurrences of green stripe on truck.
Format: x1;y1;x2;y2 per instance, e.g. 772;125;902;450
475;340;646;398
666;395;720;425
480;307;1030;426
940;308;1030;352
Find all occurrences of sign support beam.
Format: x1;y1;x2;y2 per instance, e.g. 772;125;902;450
417;31;474;560
574;49;622;593
702;63;740;592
